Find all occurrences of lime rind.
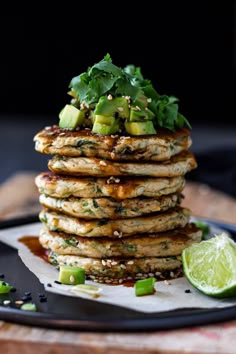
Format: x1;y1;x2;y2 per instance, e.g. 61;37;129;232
182;233;236;298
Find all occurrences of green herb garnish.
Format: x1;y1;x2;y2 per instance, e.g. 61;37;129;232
60;54;191;133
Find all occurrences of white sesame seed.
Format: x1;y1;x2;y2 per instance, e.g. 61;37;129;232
111;261;118;266
117;107;124;112
135;106;141;111
70;275;75;283
127;260;134;265
147;98;152;103
105;279;112;283
164;280;171;285
119;279;123;283
113;231;120;237
45;126;51;130
170;271;175;278
3;300;11;305
155;271;161;276
99;160;107;166
120;264;126;269
118;232;123;238
148;273;154;277
59;132;66;136
15;300;24;305
136;273;143;277
101;260;107;266
107;94;113;100
114;178;120;183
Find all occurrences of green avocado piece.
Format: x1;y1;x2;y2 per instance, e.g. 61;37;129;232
58;265;85;285
94;115;116;125
125;121;156;135
92;119;119;135
130;107;155;122
59;104;86;129
0;280;13;294
94;96;129;119
133;93;148;109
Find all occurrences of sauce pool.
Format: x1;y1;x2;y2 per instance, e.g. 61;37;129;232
18;236;50;263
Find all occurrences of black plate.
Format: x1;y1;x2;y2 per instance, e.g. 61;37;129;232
0;216;236;332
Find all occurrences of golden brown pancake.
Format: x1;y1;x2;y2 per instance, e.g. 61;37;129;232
35;172;185;200
34;126;192;161
39;207;190;238
48;151;197;177
39;193;181;219
40;223;202;258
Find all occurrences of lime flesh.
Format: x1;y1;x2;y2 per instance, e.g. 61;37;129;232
182;233;236;298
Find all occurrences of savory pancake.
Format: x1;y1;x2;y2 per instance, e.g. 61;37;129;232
35;173;185;200
39;193;181;219
34;126;192;161
49;253;182;282
40;223;202;258
39;207;190;237
48;151;197;177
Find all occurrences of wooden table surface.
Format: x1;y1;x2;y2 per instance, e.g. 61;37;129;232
1;172;236;354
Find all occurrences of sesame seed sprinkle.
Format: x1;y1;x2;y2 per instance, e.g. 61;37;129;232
70;275;75;283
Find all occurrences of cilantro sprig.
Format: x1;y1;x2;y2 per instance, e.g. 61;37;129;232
69;54;191;131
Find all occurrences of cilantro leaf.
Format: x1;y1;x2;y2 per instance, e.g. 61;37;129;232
69;54;191;131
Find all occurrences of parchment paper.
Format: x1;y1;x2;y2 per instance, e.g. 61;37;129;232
0;222;235;313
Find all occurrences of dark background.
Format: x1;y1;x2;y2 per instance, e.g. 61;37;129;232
0;4;236;195
0;2;235;123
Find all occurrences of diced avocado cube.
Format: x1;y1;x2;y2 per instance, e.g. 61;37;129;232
129;107;155;122
59;104;85;129
125;121;156;135
94;115;116;125
94;96;129;119
92;119;119;135
58;265;85;285
133;93;148;109
0;280;13;294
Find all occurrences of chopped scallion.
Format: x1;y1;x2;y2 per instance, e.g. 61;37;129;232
135;277;156;296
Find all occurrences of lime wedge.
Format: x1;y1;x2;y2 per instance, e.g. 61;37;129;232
182;233;236;298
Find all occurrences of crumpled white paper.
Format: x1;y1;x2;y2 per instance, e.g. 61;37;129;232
0;222;235;313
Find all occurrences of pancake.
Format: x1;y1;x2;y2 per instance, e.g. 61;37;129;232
48;151;197;177
39;223;202;258
39;207;190;238
39;193;181;219
35;173;185;200
49;253;182;283
34;126;192;161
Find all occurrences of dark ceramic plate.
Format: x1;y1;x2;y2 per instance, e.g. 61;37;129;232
0;217;236;332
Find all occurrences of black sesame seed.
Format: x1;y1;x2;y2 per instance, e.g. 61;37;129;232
0;274;5;278
39;297;47;303
24;291;31;296
47;283;52;287
38;293;45;298
21;295;32;302
54;280;62;285
185;289;191;293
10;287;16;292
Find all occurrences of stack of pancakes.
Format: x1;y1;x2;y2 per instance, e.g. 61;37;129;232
34;126;202;284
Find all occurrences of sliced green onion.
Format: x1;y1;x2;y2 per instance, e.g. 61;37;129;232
20;303;37;312
71;284;102;297
0;281;13;294
194;221;210;239
58;265;85;285
135;277;156;296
